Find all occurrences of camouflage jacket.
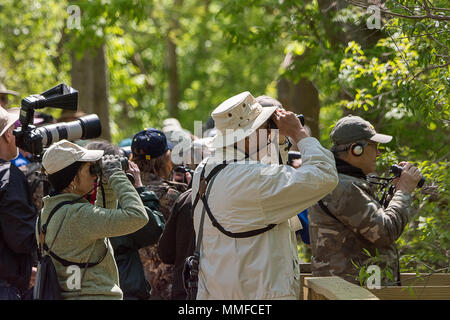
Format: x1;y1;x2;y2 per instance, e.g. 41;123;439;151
309;167;413;286
140;173;188;221
138;173;188;299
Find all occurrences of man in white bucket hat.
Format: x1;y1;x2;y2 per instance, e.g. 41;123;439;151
191;91;338;300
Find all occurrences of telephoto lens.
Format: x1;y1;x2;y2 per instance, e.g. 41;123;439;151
36;114;102;148
390;164;426;188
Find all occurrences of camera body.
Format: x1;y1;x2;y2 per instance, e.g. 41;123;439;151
173;165;194;185
174;165;193;175
390;164;426;188
13;84;102;159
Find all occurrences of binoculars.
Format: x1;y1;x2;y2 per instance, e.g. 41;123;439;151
269;113;305;130
89;156;130;176
390;164;426;188
296;114;305;126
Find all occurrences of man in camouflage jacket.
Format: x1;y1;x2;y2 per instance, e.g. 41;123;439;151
309;115;423;286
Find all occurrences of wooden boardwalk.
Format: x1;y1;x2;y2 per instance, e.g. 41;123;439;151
299;263;450;300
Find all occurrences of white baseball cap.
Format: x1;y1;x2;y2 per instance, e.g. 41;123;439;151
42;140;104;175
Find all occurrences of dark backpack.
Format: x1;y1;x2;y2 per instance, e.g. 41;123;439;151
33;255;62;300
34;200;107;300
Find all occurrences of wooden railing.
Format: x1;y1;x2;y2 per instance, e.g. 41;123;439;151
299;262;450;300
367;273;450;300
303;276;379;300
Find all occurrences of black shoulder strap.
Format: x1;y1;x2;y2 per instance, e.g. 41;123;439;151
193;161;276;239
317;200;339;222
191;163;228;215
38;199;107;268
202;196;276;238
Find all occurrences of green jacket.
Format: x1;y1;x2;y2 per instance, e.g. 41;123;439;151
110;187;164;299
37;171;148;300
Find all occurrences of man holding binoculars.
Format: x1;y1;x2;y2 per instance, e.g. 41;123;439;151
309;115;423;286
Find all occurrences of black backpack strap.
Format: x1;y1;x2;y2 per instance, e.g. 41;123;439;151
38;199;107;268
201;197;276;238
317;200;339;222
191;162;228;213
184;161;222;300
194;161;276;239
193;163;227;251
38;200;73;256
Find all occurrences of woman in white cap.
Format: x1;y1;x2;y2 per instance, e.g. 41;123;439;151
37;140;148;300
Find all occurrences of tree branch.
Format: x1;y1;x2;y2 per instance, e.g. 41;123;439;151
346;0;450;21
412;62;450;80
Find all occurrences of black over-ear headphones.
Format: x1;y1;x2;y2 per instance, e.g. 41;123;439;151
351;143;365;156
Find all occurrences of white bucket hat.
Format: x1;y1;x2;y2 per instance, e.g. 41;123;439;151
0;106;19;137
42;140;104;175
210;92;277;148
162;118;183;133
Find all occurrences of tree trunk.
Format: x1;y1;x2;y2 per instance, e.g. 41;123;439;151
277;53;321;138
166;36;180;118
70;45;111;141
276;0;384;138
165;0;184;119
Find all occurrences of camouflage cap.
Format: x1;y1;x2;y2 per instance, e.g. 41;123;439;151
330;115;392;145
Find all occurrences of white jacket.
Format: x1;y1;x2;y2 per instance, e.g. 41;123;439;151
192;137;338;299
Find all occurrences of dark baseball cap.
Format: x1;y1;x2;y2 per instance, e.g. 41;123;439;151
330;115;392;145
131;128;174;159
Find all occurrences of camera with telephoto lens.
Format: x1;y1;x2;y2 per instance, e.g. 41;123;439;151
390;164;426;188
13;84;102;159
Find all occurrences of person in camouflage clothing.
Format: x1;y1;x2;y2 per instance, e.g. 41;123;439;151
131;128;188;299
309;115;423;286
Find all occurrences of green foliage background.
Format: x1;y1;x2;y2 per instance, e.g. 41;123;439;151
0;0;448;275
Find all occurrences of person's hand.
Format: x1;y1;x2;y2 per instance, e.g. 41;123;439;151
185;171;192;186
394;161;422;194
273;107;288;145
100;155;122;183
127;160;143;188
272;109;309;143
29;267;37;289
